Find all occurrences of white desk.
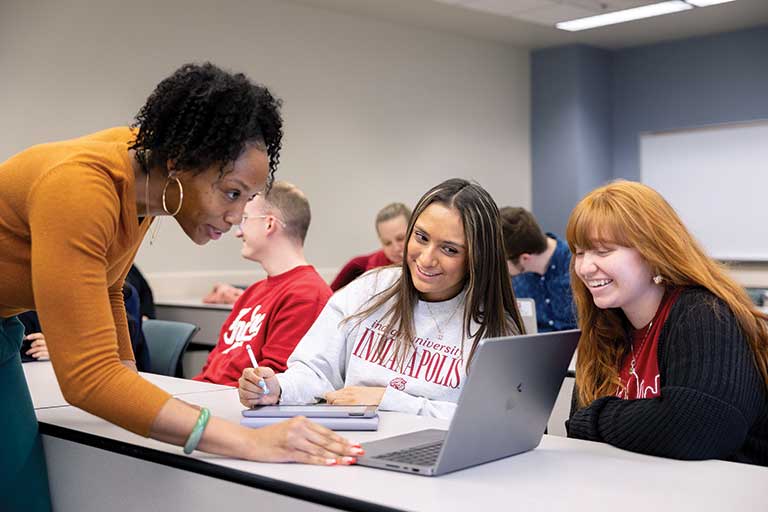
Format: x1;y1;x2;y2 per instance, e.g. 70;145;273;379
27;371;768;512
23;360;231;409
155;299;233;347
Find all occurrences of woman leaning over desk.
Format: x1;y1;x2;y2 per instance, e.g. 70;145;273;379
565;180;768;466
0;62;358;511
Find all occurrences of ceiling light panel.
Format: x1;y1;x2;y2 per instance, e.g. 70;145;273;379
684;0;737;6
556;0;692;31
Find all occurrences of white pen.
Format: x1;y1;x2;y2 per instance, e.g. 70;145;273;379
245;344;270;395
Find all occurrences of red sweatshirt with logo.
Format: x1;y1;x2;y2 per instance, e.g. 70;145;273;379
193;265;332;387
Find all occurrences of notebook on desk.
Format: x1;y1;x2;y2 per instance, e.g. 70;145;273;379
356;329;579;476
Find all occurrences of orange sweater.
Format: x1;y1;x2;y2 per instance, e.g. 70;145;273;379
0;127;171;435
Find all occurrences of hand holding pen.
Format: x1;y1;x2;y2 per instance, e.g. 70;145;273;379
245;344;269;394
239;344;281;407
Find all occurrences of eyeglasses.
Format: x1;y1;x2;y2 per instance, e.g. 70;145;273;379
240;213;287;228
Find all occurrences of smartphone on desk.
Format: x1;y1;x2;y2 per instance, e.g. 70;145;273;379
243;404;377;418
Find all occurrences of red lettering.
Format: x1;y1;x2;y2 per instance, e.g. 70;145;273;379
426;353;447;382
403;351;418;376
438;358;457;387
374;336;395;364
448;358;463;388
413;350;433;379
352;328;377;358
387;352;401;371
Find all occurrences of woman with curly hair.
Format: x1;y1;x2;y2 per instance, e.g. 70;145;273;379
565;180;768;466
0;62;358;511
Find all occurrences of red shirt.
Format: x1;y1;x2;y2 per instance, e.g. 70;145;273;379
193;265;332;387
330;249;393;291
616;287;683;400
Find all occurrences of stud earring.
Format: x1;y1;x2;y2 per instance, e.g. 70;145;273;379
653;275;664;285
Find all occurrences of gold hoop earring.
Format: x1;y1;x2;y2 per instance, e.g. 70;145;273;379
162;175;184;216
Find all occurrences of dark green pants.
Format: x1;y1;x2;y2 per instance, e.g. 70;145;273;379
0;316;52;511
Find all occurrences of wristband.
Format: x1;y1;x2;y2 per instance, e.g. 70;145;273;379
183;407;211;455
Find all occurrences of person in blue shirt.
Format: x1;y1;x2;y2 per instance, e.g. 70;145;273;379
500;207;576;332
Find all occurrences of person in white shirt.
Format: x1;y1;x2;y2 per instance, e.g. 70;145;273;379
238;178;524;419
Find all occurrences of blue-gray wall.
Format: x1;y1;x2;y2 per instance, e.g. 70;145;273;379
531;25;768;235
531;45;612;236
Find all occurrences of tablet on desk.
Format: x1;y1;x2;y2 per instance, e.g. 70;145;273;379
241;405;380;431
243;404;377;418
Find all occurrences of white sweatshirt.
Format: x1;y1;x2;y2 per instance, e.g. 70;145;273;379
277;267;477;420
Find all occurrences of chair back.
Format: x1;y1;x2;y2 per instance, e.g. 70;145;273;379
142;319;198;377
516;298;538;334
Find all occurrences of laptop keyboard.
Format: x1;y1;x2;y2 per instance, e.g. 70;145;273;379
373;441;444;466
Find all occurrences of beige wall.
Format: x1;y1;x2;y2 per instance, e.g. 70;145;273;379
0;0;531;298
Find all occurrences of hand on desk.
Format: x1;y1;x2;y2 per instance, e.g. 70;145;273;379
239;367;280;407
203;283;244;304
237;368;364;465
251;417;363;465
24;333;49;360
324;386;385;406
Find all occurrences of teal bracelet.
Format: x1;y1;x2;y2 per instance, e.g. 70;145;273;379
183;407;211;455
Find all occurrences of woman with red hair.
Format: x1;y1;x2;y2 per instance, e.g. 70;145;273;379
566;180;768;466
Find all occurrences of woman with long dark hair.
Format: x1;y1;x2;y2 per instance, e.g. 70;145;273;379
239;178;523;419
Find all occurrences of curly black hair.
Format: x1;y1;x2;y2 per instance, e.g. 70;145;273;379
129;62;283;191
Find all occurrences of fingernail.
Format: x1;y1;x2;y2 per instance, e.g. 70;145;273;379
325;458;337;466
351;447;365;455
342;457;357;465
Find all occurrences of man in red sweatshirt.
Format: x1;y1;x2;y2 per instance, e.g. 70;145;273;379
194;182;331;386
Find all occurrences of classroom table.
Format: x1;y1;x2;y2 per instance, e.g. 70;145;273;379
22;360;230;409
27;367;768;512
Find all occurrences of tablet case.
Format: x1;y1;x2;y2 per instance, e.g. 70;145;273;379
241;404;379;431
240;415;379;431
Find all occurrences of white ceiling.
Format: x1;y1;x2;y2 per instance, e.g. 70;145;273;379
290;0;768;49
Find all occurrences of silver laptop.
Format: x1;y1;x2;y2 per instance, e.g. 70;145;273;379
357;329;579;476
516;298;538;334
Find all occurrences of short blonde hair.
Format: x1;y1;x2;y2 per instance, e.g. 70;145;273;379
262;181;311;244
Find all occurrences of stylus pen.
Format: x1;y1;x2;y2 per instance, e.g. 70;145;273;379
245;344;270;395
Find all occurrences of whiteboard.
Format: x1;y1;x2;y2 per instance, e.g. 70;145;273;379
640;120;768;262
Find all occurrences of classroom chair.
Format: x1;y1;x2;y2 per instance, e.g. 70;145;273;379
142;319;199;377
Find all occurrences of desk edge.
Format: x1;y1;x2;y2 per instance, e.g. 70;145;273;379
39;421;403;512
